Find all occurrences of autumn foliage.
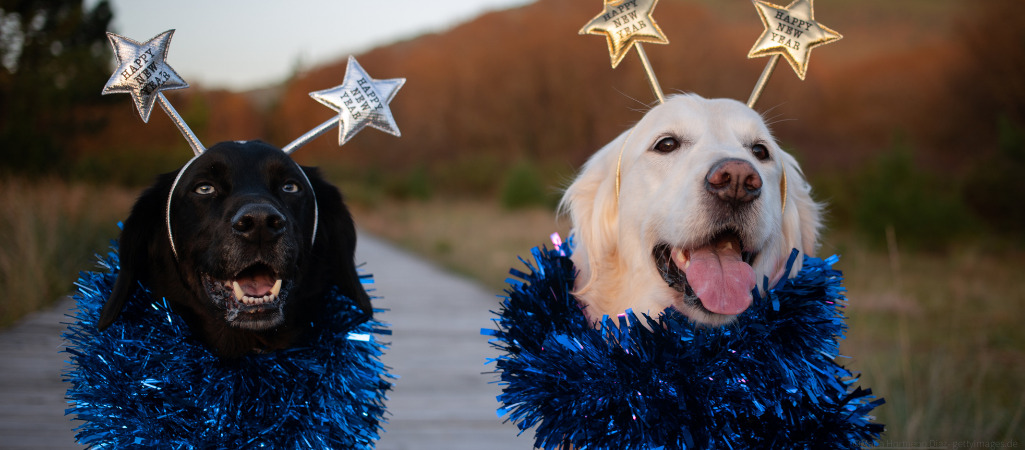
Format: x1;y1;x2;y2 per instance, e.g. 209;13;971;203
19;0;1025;242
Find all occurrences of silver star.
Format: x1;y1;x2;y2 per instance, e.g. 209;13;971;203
102;30;189;122
310;56;404;146
748;0;842;80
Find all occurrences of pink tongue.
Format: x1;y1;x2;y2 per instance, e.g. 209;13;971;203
238;274;274;297
677;243;755;315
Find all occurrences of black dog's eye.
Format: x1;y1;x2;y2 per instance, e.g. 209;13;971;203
652;136;681;154
751;143;770;161
194;184;216;195
281;182;301;194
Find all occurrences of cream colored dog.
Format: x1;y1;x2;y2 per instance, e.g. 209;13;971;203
560;94;821;325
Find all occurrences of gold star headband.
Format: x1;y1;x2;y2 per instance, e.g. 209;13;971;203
580;0;669;103
102;30;405;260
580;0;842;215
746;0;842;107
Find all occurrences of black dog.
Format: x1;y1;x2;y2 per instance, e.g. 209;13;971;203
98;140;371;358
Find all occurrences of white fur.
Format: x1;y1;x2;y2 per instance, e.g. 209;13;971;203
560;94;821;325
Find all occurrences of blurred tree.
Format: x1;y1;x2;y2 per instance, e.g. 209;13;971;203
952;1;1025;238
955;0;1025;128
0;0;113;175
854;135;977;250
964;116;1025;237
500;159;548;210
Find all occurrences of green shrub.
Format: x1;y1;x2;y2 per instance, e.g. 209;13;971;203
963;116;1025;236
432;153;506;197
852;140;977;250
500;160;549;209
69;146;184;186
385;165;432;201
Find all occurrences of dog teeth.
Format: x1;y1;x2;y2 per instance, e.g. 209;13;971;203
231;280;281;306
232;281;245;301
675;249;691;270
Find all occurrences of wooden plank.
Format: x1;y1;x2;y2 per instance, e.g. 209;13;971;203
361;233;526;450
0;297;78;450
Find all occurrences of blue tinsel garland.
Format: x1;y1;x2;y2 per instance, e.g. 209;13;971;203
484;241;885;449
63;244;392;449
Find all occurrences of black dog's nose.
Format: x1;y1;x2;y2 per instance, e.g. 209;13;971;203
705;158;762;204
231;203;286;243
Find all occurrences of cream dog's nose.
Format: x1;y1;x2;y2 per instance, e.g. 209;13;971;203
705;158;762;204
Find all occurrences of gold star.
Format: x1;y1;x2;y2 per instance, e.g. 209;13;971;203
102;30;189;122
309;56;404;146
748;0;842;80
580;0;668;69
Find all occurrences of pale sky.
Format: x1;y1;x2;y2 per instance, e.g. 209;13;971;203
93;0;535;91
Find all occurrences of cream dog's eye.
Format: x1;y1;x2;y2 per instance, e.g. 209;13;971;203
194;184;215;195
282;182;301;193
652;136;681;154
751;143;770;161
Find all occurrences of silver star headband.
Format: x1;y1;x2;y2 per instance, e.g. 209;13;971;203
103;31;203;154
102;30;405;259
296;56;405;150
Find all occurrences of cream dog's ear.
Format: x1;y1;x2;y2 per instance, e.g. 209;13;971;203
778;149;822;258
559;129;631;293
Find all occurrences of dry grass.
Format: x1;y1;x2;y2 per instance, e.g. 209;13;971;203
350;199;570;290
829;228;1025;443
0;178;134;326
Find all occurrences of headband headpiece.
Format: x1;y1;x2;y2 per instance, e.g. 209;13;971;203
580;0;841;215
102;31;405;260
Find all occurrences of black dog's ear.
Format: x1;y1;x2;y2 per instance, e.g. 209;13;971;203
305;168;373;316
97;172;177;331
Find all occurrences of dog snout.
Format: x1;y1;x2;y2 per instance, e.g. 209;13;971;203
705;158;762;204
231;203;287;243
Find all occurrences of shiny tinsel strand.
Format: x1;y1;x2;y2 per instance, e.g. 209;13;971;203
484;241;884;449
63;244;392;449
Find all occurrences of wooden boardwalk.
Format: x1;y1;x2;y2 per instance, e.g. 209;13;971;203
0;233;530;449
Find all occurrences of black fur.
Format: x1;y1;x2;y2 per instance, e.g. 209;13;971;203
98;140;370;358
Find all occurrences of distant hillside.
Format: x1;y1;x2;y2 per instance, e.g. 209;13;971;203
269;0;1021;177
71;0;1024;195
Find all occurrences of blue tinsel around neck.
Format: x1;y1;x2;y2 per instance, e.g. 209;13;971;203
483;242;885;450
63;244;392;449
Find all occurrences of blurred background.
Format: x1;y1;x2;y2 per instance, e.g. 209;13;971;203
1;0;1022;444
